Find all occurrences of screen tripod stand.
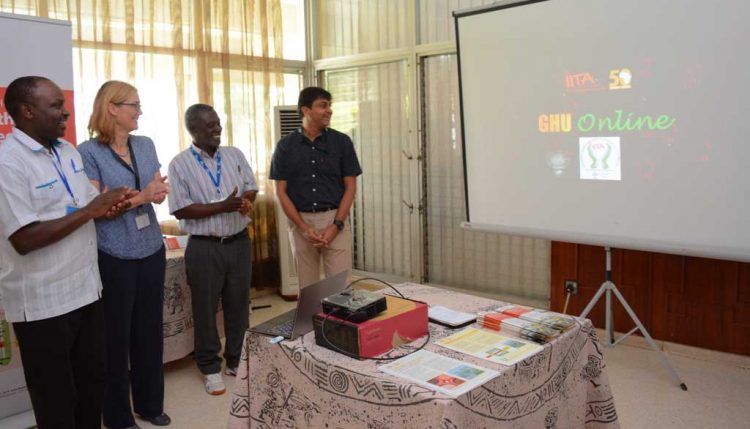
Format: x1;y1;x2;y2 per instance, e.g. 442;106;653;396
580;247;688;391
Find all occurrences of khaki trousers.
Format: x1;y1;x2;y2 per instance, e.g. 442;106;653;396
289;210;352;288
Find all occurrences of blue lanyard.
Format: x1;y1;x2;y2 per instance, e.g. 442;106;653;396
190;146;222;196
50;145;76;204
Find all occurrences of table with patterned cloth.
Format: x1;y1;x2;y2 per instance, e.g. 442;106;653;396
162;248;224;363
227;283;619;429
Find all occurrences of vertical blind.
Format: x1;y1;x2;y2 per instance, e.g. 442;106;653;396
324;62;417;278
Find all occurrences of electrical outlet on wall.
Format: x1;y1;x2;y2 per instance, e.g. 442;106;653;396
564;280;578;294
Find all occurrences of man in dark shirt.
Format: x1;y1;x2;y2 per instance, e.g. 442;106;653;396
270;87;362;288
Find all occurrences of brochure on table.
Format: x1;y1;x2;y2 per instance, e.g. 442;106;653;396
436;326;544;366
428;305;476;327
379;350;499;397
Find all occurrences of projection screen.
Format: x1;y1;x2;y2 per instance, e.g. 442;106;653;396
454;0;750;262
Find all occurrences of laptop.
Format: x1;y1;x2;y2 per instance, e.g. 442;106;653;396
251;270;349;340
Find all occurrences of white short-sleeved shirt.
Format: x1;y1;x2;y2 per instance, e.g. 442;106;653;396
0;128;102;322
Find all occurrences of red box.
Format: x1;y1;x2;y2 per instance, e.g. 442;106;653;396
313;295;428;359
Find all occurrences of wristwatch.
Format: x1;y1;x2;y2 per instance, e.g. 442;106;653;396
333;219;345;231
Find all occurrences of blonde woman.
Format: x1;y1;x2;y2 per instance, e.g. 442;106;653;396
78;81;170;429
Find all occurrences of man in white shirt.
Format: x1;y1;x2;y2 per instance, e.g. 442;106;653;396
0;76;130;429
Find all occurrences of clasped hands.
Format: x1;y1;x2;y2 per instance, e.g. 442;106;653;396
88;186;132;219
302;224;338;248
220;186;254;216
94;172;169;219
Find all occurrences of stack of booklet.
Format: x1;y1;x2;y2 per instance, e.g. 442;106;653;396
497;305;575;331
476;305;575;344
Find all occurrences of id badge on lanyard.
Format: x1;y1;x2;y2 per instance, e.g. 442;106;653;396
51;145;80;214
135;209;151;230
110;140;150;230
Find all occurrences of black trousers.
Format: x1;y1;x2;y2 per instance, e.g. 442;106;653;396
98;247;166;429
13;300;105;429
185;235;251;374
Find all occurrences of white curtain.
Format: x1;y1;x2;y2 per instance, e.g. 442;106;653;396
317;0;410;58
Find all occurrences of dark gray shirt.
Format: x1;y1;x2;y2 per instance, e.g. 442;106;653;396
270;128;361;212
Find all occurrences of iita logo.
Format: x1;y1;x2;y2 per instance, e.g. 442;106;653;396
564;68;633;92
564;72;602;92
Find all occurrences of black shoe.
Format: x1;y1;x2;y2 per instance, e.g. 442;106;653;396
147;413;171;426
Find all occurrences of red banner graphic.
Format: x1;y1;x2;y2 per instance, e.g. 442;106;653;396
0;87;77;146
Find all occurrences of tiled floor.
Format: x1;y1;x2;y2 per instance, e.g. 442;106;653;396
603;335;750;428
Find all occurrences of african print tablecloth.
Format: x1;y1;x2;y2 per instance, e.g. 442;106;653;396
163;248;224;363
228;283;619;428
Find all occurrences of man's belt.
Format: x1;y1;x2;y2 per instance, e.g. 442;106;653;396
191;230;247;244
300;206;338;213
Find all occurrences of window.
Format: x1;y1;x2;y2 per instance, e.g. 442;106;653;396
0;0;309;221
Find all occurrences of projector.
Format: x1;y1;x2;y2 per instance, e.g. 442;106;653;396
321;290;387;323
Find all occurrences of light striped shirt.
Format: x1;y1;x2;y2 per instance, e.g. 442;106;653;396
168;144;258;236
0;128;102;322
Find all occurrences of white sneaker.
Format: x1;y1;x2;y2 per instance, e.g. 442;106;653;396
225;367;238;376
204;373;226;395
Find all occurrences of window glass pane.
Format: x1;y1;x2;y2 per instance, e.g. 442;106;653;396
317;0;409;58
51;0;305;60
417;0;495;44
211;70;302;187
281;0;306;60
73;48;195;169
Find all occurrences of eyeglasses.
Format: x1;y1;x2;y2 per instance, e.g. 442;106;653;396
116;102;142;110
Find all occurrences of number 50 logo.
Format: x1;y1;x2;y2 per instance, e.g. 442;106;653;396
609;68;633;90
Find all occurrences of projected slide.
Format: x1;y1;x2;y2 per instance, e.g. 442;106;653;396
538;65;676;182
456;0;750;261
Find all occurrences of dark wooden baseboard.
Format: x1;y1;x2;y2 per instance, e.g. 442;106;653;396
550;242;750;356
